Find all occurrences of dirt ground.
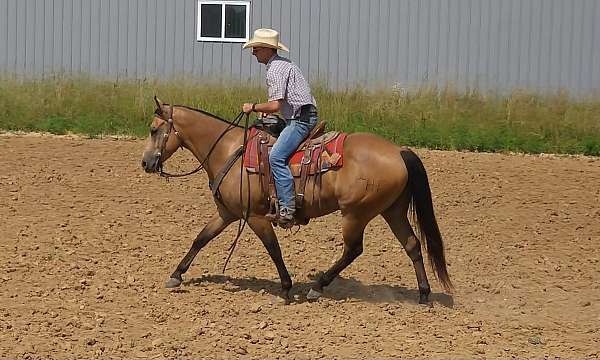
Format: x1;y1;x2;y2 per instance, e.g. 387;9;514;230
1;134;599;359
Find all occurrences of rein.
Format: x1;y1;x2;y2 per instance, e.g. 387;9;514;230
154;105;252;273
158;109;246;179
222;111;252;274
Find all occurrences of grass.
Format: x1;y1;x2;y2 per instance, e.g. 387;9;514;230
1;76;599;155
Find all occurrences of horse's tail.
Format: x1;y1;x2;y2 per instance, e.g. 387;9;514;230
400;148;453;291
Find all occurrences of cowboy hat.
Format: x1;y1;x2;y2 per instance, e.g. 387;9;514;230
242;28;289;52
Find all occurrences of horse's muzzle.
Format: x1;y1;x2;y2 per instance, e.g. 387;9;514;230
141;152;161;173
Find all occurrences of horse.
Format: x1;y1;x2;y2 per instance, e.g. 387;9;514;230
141;97;452;304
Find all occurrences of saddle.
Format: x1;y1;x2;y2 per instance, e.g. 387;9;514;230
243;120;347;225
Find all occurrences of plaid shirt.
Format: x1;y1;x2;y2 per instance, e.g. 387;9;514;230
265;54;316;119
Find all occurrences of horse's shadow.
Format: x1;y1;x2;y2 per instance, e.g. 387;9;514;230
180;274;454;307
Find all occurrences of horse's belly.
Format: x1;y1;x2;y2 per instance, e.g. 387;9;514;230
295;169;341;217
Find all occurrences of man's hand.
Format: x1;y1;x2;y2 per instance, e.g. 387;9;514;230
242;103;254;114
242;100;280;115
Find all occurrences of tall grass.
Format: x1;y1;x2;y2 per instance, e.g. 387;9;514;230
0;77;599;155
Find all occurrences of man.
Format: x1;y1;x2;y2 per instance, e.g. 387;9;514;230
242;28;318;226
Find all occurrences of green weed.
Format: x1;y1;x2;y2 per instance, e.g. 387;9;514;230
0;77;598;155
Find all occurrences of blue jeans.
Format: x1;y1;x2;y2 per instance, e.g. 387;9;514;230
269;114;318;212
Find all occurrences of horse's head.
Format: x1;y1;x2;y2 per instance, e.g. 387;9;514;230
141;96;184;173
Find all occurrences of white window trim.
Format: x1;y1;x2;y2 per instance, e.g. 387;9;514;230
197;0;250;42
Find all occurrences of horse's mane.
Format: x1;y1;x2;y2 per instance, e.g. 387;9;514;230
155;104;243;128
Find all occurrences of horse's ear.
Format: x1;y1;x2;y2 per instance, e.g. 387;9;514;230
154;96;164;115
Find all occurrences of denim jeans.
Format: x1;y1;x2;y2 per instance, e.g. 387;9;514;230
269;113;318;212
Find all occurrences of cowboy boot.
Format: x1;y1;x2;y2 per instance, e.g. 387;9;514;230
277;207;296;228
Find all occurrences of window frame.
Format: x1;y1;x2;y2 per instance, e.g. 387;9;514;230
197;0;250;43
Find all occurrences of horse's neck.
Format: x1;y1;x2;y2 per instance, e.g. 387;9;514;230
177;108;243;179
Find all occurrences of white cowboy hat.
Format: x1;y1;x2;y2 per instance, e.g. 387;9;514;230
242;28;289;52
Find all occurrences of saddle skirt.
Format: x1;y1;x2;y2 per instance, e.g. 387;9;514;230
243;127;347;176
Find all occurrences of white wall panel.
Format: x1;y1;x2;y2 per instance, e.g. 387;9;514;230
0;0;597;95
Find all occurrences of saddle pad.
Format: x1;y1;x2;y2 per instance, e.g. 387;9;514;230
243;127;348;177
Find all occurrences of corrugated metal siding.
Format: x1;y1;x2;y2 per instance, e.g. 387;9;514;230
0;0;598;94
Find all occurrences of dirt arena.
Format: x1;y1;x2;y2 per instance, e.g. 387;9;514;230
1;134;599;359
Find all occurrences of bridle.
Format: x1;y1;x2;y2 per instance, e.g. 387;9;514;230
155;105;246;178
154;105;178;175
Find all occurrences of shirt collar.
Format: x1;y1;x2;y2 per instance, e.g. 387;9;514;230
265;53;278;70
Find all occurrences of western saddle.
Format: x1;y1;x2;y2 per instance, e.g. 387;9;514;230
244;120;347;227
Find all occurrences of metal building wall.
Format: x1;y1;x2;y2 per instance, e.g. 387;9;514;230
1;0;599;94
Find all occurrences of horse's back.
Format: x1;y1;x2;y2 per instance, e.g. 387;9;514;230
341;132;408;174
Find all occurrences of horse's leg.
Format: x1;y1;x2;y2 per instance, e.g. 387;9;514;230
166;212;235;288
247;217;293;303
307;214;367;300
382;200;431;304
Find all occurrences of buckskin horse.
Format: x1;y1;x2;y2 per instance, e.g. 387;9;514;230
141;97;452;304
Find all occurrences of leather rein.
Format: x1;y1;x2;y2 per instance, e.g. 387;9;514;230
154;106;252;273
156;106;246;179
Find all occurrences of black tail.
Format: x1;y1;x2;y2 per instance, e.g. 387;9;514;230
400;148;452;291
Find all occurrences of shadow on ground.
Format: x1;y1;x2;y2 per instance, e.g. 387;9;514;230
179;274;454;307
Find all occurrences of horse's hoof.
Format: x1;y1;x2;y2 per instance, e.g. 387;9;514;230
165;277;182;288
271;295;289;305
419;298;433;307
306;288;322;300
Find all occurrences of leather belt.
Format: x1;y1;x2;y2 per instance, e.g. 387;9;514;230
296;104;317;123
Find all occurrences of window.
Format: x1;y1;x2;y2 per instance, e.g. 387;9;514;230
197;1;250;42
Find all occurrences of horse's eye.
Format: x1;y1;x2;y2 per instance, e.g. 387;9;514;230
150;127;158;136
